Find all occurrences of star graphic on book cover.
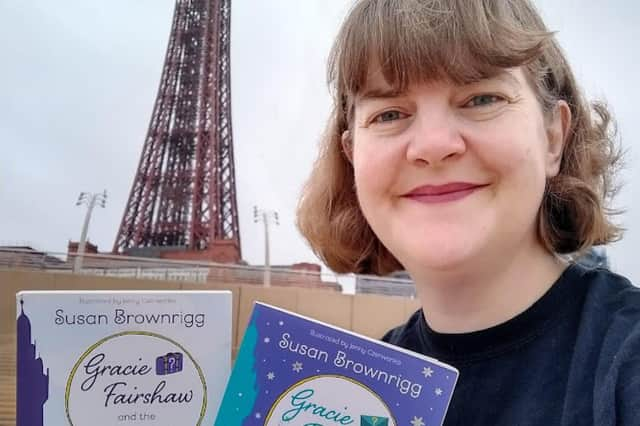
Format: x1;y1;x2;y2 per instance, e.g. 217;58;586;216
279;320;284;326
264;337;271;343
422;367;434;378
435;388;443;396
267;372;275;380
255;413;262;419
292;361;303;373
410;416;425;426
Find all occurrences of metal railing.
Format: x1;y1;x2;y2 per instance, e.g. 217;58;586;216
0;247;416;297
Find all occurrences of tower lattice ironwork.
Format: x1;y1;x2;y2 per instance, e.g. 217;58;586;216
114;0;240;262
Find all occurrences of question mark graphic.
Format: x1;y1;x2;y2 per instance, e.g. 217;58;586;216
168;356;176;372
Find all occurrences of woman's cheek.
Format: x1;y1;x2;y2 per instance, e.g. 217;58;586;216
354;148;399;193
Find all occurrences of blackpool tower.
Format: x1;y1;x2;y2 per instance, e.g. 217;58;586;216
113;0;241;263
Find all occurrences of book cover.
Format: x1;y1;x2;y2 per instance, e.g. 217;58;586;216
216;303;458;426
16;290;231;426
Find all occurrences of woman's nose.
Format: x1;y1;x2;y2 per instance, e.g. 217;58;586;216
405;111;466;166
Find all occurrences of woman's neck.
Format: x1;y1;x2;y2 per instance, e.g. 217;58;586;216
410;242;568;334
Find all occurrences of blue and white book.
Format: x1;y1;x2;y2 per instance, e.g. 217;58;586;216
16;290;231;426
216;303;458;426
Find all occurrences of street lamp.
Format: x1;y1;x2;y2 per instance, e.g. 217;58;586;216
253;206;279;287
74;190;107;272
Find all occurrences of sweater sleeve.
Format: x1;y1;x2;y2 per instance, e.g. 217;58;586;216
613;325;640;425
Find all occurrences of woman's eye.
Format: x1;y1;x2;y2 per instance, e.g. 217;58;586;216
372;110;405;123
464;94;503;108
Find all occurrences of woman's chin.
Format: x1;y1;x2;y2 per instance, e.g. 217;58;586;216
416;256;469;273
399;242;479;274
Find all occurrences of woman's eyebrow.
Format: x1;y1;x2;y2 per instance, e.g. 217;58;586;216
356;87;405;104
355;71;521;106
467;71;522;90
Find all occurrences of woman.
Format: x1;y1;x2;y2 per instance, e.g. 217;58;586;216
297;0;638;424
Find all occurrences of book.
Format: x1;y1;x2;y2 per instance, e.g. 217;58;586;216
216;302;458;426
16;290;231;426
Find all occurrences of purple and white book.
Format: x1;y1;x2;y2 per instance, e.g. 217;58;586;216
216;302;458;426
16;290;231;426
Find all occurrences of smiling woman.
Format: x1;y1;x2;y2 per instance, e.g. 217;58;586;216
350;67;566;276
296;0;639;425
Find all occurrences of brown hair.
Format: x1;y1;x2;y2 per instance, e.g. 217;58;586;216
297;0;623;275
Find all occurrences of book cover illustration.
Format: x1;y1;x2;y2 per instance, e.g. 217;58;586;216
216;303;458;426
16;290;231;426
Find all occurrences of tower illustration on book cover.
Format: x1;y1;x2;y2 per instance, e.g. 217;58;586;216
17;299;49;426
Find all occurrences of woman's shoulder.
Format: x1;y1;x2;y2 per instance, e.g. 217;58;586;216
577;264;640;314
574;265;640;340
574;265;640;370
574;266;640;423
381;308;424;351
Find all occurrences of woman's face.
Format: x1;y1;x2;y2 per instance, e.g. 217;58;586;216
349;67;567;273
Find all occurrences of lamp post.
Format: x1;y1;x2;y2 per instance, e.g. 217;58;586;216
253;206;279;287
74;190;107;272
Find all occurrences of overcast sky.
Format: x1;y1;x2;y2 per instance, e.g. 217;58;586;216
1;1;638;282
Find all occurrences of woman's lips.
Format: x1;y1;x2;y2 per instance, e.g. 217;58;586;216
403;182;488;203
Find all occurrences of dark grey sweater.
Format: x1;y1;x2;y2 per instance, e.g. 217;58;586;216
382;264;640;425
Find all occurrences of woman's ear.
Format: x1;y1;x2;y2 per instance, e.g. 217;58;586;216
341;130;353;164
546;100;572;177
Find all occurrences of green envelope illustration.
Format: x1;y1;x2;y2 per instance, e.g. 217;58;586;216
361;415;389;426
